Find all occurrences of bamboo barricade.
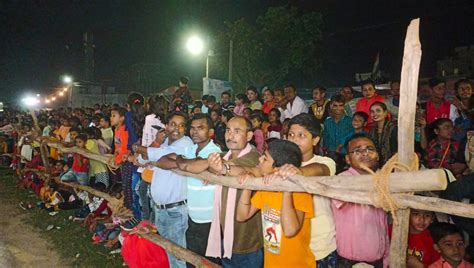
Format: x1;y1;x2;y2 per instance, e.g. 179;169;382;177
27;17;473;267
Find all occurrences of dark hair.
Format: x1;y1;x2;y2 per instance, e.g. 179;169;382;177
111;107;127;117
100;115;110;123
313;85;327;94
222;110;234;121
390;79;400;86
75;133;88;142
269;108;281;118
190;113;214;129
210;108;222;117
192;106;202;113
236;93;250;104
370;101;388;111
127;92;146;137
288;113;321;138
250;110;268;123
430;222;464;244
331;94;345;104
344;133;375;152
69;116;81;127
166;111;188;123
179;76;189;85
109;183;122;194
202;94;209;101
263;88;274;96
432;118;453;130
93;182;106;192
221;91;231;98
246;86;259;95
148;94;168;123
85;127;98;139
267;139;302;168
361;79;376;89
207;95;217;103
69;127;81;133
428;77;445;89
284;84;297;91
353;111;369;122
274;88;284;95
341;85;354;93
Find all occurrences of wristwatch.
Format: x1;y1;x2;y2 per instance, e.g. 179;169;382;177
223;163;231;176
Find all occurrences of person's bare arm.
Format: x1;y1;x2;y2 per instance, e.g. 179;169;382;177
176;156;209;173
207;153;262;177
152;154;178;170
236;189;259;222
133;144;148;159
280;192;305;237
300;162;330;176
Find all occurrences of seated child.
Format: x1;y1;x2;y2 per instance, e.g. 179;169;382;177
429;223;473;268
351;111;368;134
60;159;76;182
236;139;314;268
406;209;440;267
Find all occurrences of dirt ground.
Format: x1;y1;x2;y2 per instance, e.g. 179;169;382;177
0;185;68;268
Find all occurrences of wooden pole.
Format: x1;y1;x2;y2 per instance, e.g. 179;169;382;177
390;18;422;267
29;108;50;171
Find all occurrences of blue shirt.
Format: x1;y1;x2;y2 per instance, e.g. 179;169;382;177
183;140;221;223
125;111;139;152
141;136;193;205
323;115;354;153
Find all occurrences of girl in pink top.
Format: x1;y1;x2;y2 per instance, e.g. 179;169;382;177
250;112;265;154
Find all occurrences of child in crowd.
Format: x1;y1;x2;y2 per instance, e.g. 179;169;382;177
60;159;76;182
85;127;110;187
243;107;253;119
99;115;114;148
429;223;473;268
111;107;129;166
236;139;314;268
352;111;368;134
281;118;291;139
234;93;249;116
406;209;440;267
57;116;71;141
91;127;111;154
72;134;90;185
250;112;266;154
425;118;466;177
267;108;283;139
211;109;226;148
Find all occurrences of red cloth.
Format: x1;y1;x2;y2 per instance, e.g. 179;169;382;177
408;230;440;267
121;221;169;268
425;100;452;124
92;200;112;217
356;94;385;127
72;153;89;173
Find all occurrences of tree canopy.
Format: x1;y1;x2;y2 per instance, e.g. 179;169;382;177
213;5;324;92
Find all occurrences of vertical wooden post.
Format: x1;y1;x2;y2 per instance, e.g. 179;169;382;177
389;18;422;266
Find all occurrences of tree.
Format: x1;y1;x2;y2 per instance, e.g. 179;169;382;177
213;5;324;92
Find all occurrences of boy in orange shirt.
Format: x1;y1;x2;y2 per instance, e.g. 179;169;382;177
111;107;129;166
236;139;315;268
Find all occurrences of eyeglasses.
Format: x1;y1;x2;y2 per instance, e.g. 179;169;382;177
349;147;377;156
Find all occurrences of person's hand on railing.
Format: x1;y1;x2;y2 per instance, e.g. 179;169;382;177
238;171;254;185
263;164;302;185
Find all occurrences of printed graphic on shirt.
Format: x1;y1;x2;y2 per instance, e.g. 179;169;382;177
262;204;282;255
115;136;121;145
407;247;424;261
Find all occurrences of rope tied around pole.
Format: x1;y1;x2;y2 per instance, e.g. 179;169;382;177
360;153;419;224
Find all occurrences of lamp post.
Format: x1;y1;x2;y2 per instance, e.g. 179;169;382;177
185;36;233;81
62;75;73;107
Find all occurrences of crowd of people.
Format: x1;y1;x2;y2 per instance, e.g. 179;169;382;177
0;76;473;268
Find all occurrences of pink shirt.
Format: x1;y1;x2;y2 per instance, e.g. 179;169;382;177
429;257;473;268
332;167;390;267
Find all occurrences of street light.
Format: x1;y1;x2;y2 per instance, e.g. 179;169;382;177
186;36;204;55
185;36;233;81
22;96;40;107
63;75;73;84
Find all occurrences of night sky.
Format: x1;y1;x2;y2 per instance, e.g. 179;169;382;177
1;0;473;100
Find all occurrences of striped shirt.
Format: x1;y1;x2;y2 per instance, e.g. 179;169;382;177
183;140;222;223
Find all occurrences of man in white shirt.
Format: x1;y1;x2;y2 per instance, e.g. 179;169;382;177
279;84;307;120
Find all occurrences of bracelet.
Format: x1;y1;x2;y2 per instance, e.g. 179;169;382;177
223;163;231;176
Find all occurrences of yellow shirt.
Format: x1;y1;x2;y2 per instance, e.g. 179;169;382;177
252;191;315;268
85;139;108;176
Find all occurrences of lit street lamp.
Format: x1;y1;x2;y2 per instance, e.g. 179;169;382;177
63;75;73;84
185;36;233;81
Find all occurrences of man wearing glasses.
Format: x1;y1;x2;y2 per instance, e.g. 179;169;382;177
331;133;390;268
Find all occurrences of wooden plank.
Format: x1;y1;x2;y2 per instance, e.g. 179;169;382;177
390;18;422;267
